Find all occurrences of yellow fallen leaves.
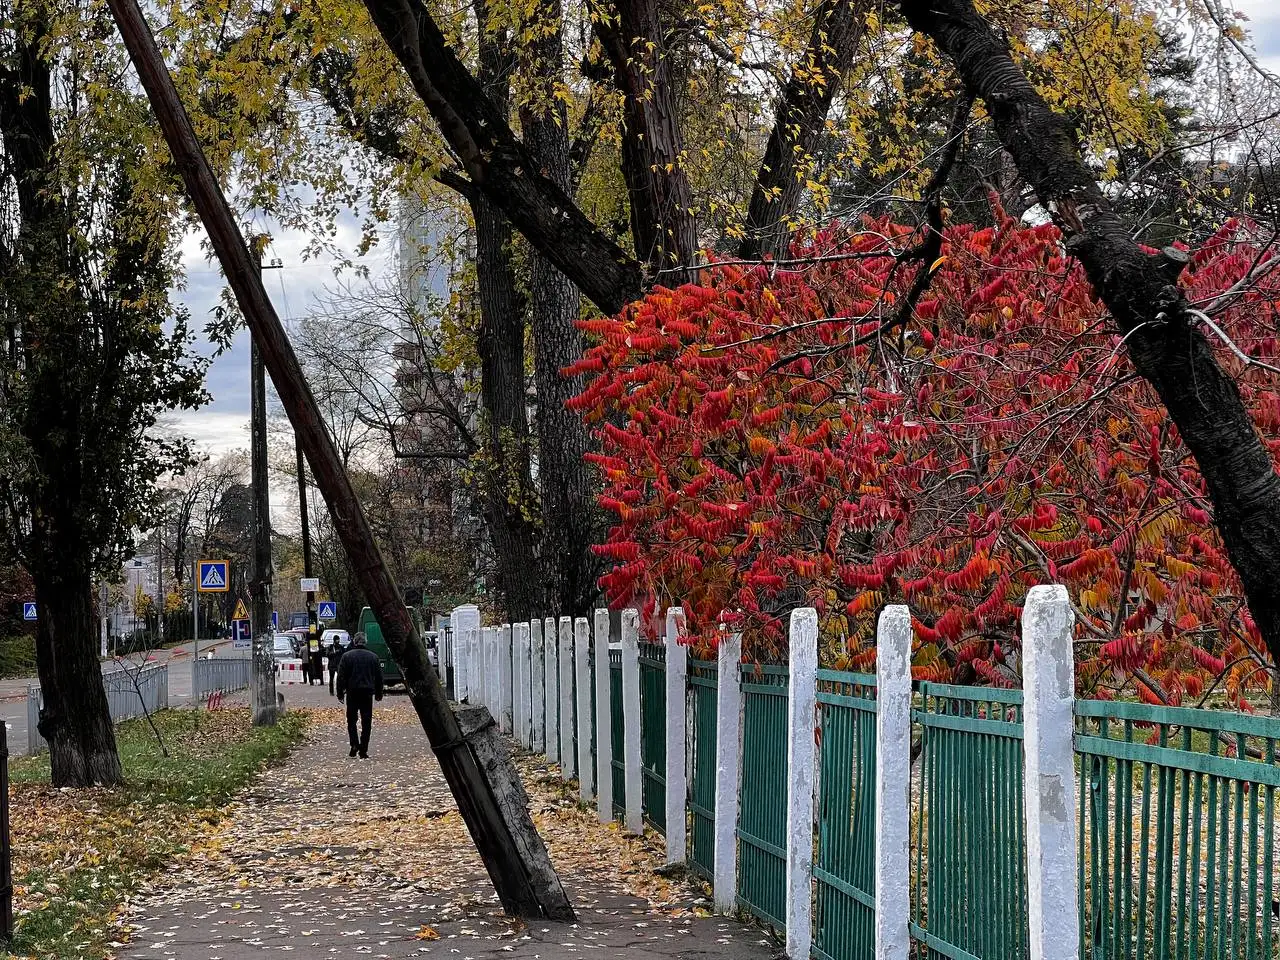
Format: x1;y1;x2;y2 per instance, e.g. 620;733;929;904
5;707;306;959
415;923;441;940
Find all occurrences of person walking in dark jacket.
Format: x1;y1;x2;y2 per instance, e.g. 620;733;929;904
336;632;383;758
327;639;343;697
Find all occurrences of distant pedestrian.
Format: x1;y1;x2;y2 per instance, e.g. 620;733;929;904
307;632;324;685
327;639;343;697
336;632;383;758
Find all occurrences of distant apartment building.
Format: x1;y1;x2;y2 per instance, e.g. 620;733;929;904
393;191;482;559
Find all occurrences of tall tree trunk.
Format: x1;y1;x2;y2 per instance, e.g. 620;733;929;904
739;0;868;260
592;0;699;274
32;557;122;786
2;9;122;785
897;0;1280;668
471;0;544;621
520;0;605;617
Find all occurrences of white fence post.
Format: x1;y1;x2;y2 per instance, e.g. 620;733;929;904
500;624;514;733
1023;584;1078;960
576;617;594;802
875;605;912;960
664;606;688;865
786;608;818;959
467;626;480;704
594;609;613;823
712;630;742;913
486;627;499;715
532;619;546;753
621;609;644;834
545;616;560;763
516;622;532;747
451;605;480;701
559;616;576;781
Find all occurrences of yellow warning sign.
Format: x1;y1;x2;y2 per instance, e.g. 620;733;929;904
232;599;249;621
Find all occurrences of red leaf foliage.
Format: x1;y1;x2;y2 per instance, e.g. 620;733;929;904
570;206;1280;703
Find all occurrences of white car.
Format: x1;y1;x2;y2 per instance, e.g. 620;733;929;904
271;634;295;661
322;628;351;650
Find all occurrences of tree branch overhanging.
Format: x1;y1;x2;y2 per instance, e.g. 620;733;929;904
896;0;1280;668
360;0;644;315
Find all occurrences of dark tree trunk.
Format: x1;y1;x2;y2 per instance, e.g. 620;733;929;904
32;559;122;786
2;11;122;786
592;0;699;275
739;0;868;260
519;0;606;617
471;1;545;621
362;0;644;315
898;0;1280;668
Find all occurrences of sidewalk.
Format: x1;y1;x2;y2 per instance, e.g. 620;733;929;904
119;697;778;959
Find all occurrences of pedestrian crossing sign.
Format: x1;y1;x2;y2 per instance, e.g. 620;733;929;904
197;560;229;592
318;601;337;620
232;598;250;621
22;602;36;621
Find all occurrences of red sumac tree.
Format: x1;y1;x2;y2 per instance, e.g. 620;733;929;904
569;205;1280;703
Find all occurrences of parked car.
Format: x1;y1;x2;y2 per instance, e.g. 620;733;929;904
321;628;350;650
271;633;295;662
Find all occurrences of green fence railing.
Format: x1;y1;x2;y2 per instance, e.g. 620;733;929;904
737;663;789;931
1075;699;1279;960
911;682;1028;960
610;647;625;818
688;659;718;880
812;669;878;960
639;641;667;833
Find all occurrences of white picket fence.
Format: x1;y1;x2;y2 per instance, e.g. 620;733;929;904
26;661;170;755
444;589;1083;960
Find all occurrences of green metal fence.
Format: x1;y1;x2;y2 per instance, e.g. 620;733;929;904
639;641;667;832
813;669;878;960
688;659;718;880
737;663;790;930
610;647;625;818
911;682;1028;960
1075;700;1279;960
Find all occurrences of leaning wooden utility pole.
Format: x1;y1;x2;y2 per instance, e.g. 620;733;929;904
105;0;573;921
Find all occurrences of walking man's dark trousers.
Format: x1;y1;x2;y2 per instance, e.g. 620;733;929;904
346;691;374;756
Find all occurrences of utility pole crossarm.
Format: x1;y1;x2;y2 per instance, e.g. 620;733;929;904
103;0;573;921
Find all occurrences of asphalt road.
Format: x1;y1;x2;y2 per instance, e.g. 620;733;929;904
2;636;237;757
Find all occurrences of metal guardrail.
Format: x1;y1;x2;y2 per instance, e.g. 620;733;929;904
26;662;169;755
193;656;252;700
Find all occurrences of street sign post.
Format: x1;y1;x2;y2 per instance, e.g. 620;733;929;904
318;600;337;620
197;560;230;592
21;603;36;622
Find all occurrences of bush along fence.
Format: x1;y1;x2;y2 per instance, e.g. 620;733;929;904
193;655;252;700
26;661;169;755
446;586;1280;960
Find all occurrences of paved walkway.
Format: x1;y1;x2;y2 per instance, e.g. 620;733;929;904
119;691;779;959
